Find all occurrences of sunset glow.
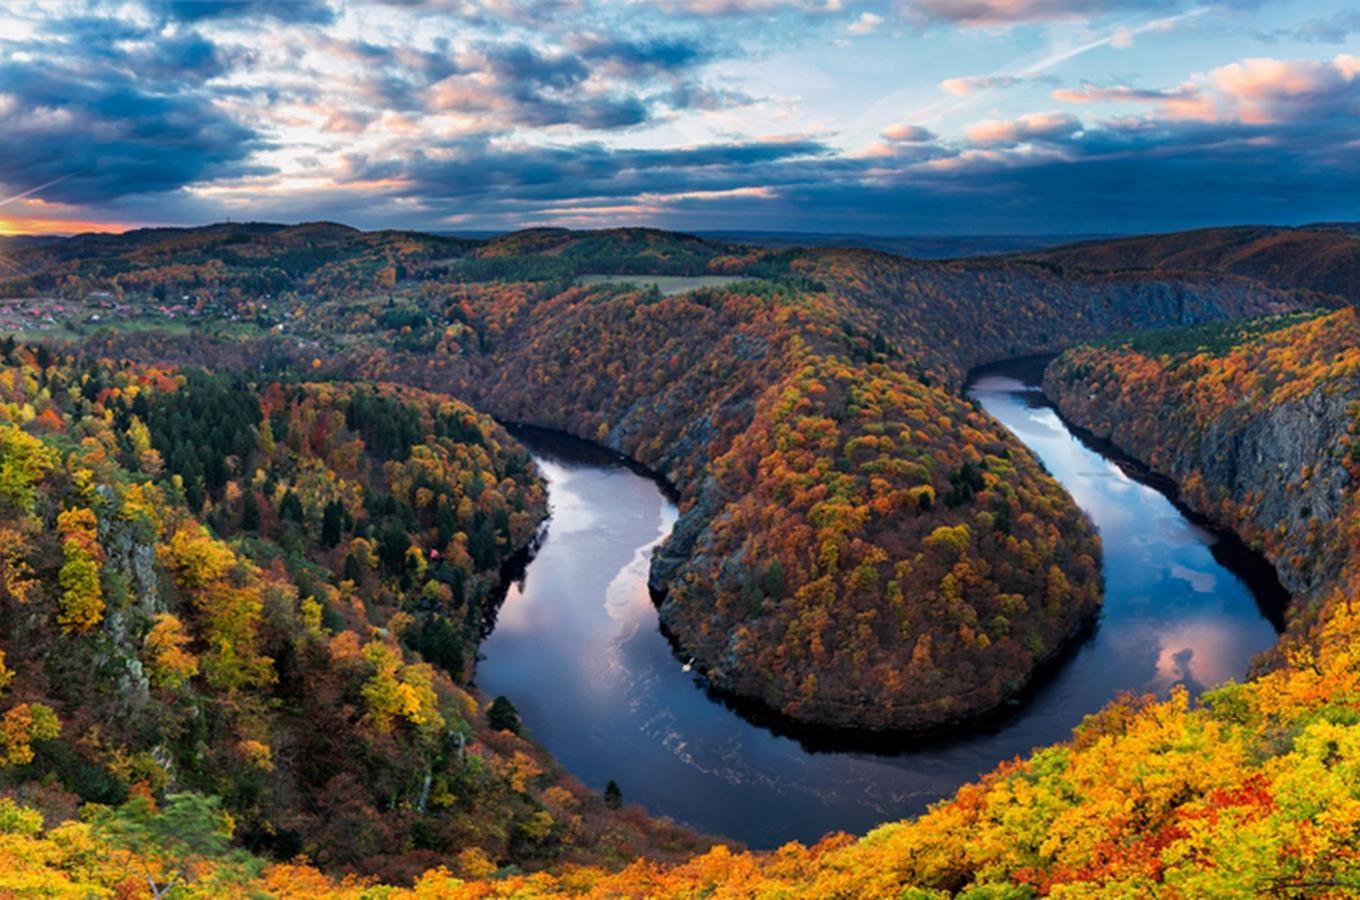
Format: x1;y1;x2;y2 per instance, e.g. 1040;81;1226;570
0;217;129;237
0;0;1355;235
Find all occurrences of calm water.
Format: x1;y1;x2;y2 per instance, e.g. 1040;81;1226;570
478;365;1284;847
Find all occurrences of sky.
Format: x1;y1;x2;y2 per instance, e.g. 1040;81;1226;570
0;0;1357;236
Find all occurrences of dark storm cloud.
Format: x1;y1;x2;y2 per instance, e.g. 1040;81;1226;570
0;17;266;204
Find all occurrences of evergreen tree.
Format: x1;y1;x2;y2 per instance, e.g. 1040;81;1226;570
241;489;259;533
279;490;304;524
604;780;622;810
487;696;520;734
321;500;344;548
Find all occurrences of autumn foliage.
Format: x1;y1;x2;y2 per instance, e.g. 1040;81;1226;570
0;345;710;882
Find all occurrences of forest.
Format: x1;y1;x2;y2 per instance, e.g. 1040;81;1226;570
0;340;711;885
3;226;1310;733
0;223;1356;895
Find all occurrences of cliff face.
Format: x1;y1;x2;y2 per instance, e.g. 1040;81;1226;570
1044;308;1360;641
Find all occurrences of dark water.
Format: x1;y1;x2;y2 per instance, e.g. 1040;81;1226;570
478;365;1285;848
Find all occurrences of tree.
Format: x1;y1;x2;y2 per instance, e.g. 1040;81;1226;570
279;490;304;524
321;499;344;548
143;614;199;690
487;695;521;734
56;507;104;633
240;489;259;533
604;779;623;810
93;793;253;899
0;703;60;767
762;560;786;600
0;426;58;514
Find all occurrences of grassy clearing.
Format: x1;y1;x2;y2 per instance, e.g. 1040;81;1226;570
577;274;760;295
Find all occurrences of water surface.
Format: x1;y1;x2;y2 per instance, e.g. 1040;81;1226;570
478;365;1284;847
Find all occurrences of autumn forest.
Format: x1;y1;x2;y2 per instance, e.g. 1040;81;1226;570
0;220;1357;896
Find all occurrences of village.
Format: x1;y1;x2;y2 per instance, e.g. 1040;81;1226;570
0;289;271;338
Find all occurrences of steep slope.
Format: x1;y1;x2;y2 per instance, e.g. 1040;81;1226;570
1045;307;1360;644
0;343;710;883
0;226;1356;896
0;226;1310;734
321;242;1301;730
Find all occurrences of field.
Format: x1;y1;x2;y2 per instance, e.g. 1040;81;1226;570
577;274;760;295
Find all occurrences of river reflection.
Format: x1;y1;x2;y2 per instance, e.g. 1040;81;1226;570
477;368;1284;848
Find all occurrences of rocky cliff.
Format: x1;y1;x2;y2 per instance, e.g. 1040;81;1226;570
1044;308;1360;645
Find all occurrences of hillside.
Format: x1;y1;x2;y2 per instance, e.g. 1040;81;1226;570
1024;224;1360;303
695;231;1103;259
0;343;712;883
1045;307;1360;650
25;225;1304;734
0;223;1346;896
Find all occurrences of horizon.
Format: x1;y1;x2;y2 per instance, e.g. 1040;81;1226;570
1;1;1358;237
0;217;1349;243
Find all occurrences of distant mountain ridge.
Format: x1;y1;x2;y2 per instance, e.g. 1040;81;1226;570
1023;223;1360;302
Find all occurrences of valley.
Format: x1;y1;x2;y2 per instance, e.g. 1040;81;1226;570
475;366;1285;849
0;222;1355;895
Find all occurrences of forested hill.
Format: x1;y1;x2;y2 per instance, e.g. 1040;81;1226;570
0;345;712;884
1019;223;1360;303
0;222;1350;895
16;222;1307;735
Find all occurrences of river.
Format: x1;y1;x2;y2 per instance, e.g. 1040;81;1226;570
477;361;1286;848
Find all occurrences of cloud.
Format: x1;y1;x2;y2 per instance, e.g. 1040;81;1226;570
655;0;845;16
146;0;337;24
419;42;668;129
1053;83;1194;103
1260;11;1360;45
571;34;714;75
370;0;582;24
0;14;264;205
1051;82;1211;117
897;0;1256;27
5;3;1359;239
297;136;836;223
0;59;265;204
664;83;758;111
1205;54;1360;124
939;74;1047;96
848;12;884;34
881;123;937;141
966;111;1082;145
907;0;1136;25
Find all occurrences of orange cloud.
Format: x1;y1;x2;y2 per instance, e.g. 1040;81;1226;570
0;216;129;237
966;112;1080;145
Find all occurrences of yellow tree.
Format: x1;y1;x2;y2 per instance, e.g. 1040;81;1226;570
56;507;104;633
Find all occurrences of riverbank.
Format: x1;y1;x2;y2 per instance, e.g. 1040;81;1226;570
474;363;1286;847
